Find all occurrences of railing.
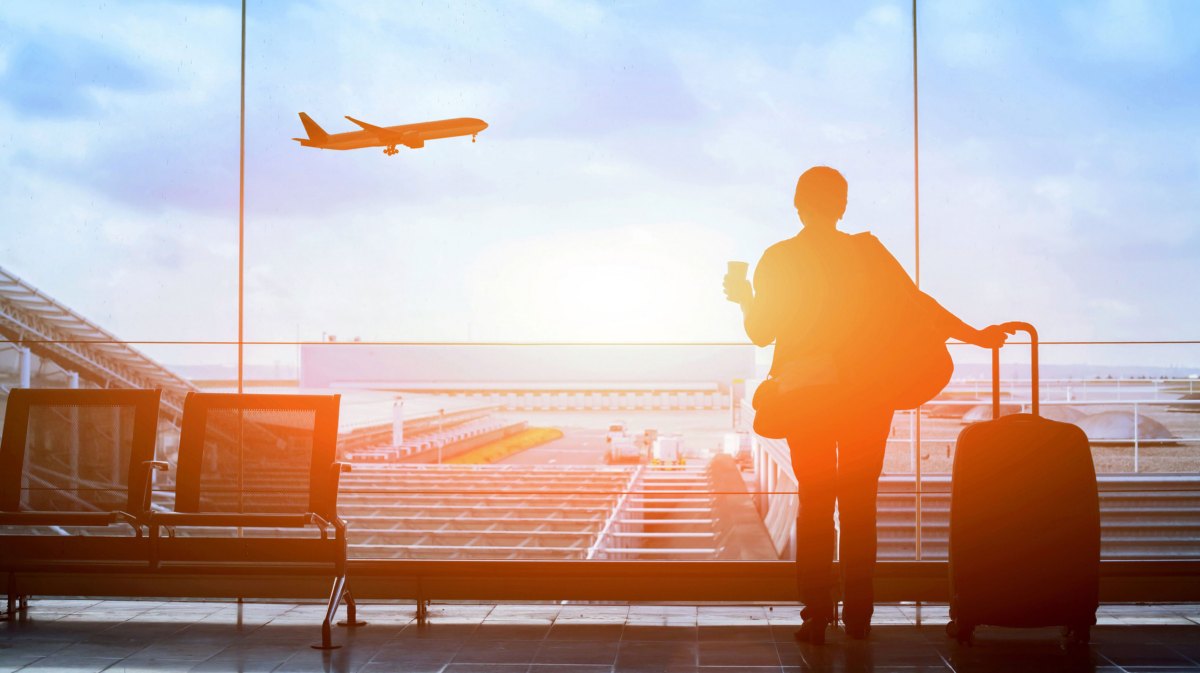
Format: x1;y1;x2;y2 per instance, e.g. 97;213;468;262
750;434;798;558
912;398;1200;474
840;399;1200;475
740;391;1200;562
4;335;1200;563
587;463;644;559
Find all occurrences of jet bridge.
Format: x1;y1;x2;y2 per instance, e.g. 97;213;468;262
0;265;196;424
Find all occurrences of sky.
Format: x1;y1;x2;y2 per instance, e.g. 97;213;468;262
0;0;1197;370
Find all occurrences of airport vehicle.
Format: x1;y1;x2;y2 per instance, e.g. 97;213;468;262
946;322;1099;647
642;428;658;454
605;422;643;464
720;432;753;468
293;113;488;156
652;433;685;465
606;422;627;443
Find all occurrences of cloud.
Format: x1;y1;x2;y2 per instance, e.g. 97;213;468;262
0;32;156;118
0;0;1197;361
465;220;739;342
1062;0;1199;66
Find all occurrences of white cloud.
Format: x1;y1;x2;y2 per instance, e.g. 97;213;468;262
1063;0;1197;66
0;0;1197;369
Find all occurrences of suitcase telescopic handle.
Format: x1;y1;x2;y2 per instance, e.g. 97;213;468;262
991;321;1038;419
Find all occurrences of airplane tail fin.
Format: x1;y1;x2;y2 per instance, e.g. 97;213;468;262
298;112;329;141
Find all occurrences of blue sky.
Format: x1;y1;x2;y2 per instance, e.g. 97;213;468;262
0;0;1197;368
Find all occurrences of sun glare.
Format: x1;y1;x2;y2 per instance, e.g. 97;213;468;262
469;226;731;342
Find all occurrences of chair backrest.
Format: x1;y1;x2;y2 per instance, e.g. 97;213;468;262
174;392;341;520
0;388;161;514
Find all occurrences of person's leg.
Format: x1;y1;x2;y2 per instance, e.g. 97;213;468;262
787;430;838;623
835;406;894;628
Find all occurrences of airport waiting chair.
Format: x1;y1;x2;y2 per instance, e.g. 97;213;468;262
147;392;359;649
0;388;164;617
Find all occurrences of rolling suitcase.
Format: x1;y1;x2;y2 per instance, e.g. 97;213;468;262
946;321;1100;646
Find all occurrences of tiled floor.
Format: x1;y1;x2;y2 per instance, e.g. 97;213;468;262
1;600;1198;672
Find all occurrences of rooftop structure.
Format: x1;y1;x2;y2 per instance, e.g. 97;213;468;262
0;265;196;424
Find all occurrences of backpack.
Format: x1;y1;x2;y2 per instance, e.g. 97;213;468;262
751;232;951;439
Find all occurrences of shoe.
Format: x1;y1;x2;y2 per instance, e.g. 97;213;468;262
793;617;829;645
843;620;871;640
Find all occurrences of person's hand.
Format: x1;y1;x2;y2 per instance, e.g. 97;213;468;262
972;324;1010;349
723;275;752;305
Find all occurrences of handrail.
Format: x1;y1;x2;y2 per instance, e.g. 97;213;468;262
586;463;645;559
2;338;1199;346
746;423;799;558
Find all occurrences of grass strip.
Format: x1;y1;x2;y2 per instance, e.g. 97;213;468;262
445;427;565;465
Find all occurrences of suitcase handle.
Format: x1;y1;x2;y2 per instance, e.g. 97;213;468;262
991;321;1038;419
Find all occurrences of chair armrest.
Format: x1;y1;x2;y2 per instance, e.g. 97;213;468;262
110;510;144;536
140;461;169;513
306;512;331;532
305;513;347;540
329;461;352;496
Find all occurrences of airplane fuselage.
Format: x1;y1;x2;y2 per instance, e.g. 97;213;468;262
296;117;488;151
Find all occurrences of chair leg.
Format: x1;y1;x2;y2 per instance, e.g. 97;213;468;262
3;575;25;620
337;588;367;627
311;574;348;650
416;598;428;625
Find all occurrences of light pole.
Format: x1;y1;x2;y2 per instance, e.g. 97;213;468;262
437;408;445;464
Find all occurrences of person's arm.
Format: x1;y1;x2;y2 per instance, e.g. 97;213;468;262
915;291;1006;348
724;249;781;347
864;234;1008;349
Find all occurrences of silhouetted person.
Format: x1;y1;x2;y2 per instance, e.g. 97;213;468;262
724;166;1007;643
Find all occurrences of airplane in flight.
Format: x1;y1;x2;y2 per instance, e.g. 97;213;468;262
293;113;488;156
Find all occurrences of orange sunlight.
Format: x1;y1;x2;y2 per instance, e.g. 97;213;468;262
469;225;733;342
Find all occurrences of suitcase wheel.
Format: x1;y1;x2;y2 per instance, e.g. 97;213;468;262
1061;625;1091;647
946;620;974;645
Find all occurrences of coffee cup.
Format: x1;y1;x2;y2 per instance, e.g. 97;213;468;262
727;261;749;281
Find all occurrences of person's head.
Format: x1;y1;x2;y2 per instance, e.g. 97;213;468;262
794;166;848;231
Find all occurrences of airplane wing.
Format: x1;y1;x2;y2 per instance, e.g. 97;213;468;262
346;115;425;149
345;116;386;132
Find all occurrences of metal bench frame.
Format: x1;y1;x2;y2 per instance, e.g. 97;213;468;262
146;392;358;649
0;388;162;615
1;390;360;649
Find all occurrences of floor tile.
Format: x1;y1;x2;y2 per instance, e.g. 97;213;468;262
697;640;780;667
450;638;542;664
547;623;626;640
470;622;552;640
0;600;1197;673
697;624;775;642
622;625;698;642
535;638;620;665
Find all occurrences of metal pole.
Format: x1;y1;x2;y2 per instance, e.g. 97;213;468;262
17;346;31;388
238;0;246;396
236;0;246;519
911;0;923;562
912;0;921;290
392;397;405;449
1133;401;1140;473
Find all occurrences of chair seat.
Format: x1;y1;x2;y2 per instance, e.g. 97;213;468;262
0;534;152;567
149;512;318;529
0;511;134;528
154;536;343;566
